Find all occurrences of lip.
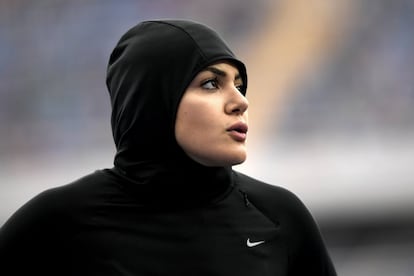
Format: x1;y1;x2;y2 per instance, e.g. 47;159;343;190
227;122;248;142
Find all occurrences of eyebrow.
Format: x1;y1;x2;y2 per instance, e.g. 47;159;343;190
204;66;242;81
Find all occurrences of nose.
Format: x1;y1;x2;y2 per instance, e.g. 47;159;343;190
225;86;249;115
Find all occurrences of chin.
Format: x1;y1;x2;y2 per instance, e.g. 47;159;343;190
187;148;247;167
231;156;247;166
195;154;246;167
228;148;247;164
223;151;247;166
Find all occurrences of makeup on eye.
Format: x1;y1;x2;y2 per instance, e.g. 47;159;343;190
201;77;219;90
199;75;245;92
200;78;245;93
235;83;246;93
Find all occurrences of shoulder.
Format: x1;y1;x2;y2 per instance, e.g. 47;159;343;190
232;170;320;237
0;169;119;269
233;170;306;216
23;170;111;211
0;170;111;235
233;170;294;198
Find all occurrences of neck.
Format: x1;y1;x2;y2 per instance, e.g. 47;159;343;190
111;155;234;208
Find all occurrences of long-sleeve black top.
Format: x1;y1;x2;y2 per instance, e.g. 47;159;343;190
0;168;336;275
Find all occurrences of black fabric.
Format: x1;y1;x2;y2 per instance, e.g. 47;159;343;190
0;19;336;275
0;170;336;275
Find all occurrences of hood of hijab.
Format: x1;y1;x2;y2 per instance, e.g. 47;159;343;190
105;19;247;205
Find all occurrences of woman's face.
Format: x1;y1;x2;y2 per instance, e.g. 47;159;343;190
175;62;249;167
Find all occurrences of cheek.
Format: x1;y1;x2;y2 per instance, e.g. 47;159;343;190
175;97;220;153
176;102;215;140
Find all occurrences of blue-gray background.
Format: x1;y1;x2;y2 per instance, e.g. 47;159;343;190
1;1;414;275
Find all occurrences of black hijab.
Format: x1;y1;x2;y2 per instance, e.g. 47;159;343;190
106;19;248;205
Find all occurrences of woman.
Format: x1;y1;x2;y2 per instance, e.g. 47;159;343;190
0;19;337;275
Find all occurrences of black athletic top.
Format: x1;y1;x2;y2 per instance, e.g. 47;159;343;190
0;20;337;275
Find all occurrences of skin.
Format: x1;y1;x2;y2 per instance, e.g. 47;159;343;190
175;61;249;167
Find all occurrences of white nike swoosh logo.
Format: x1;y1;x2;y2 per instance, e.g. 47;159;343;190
246;238;265;247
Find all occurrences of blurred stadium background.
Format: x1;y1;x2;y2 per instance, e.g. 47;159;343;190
1;0;413;275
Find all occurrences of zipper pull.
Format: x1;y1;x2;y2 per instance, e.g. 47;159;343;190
239;189;250;207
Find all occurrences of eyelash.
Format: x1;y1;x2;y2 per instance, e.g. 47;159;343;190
201;78;219;90
201;77;245;93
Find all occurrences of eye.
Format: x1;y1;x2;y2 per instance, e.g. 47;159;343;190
236;84;246;94
201;78;219;90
